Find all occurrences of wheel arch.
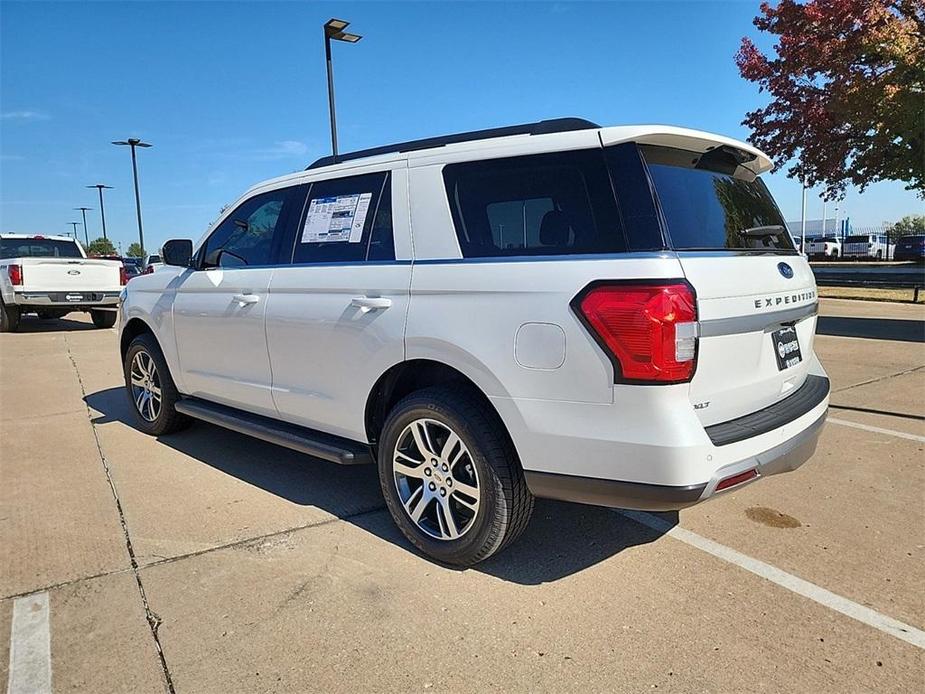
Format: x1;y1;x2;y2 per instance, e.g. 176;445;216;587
364;359;517;460
120;317;155;360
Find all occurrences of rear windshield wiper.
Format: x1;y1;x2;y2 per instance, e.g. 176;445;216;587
738;225;785;237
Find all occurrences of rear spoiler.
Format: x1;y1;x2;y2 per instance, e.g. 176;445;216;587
599;125;773;175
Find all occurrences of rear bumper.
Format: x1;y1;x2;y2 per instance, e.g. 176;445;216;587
10;291;121;310
494;356;830;511
524;410;826;511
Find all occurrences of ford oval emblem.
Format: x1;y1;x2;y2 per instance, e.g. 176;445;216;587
777;262;794;279
67;269;81;275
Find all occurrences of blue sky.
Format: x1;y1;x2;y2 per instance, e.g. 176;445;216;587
1;0;921;254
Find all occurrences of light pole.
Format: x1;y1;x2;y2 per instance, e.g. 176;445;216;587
800;180;807;254
323;18;362;162
74;206;92;246
86;184;113;240
68;221;81;241
821;197;827;237
112;138;152;257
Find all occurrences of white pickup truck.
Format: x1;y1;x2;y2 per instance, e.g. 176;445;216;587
0;234;125;332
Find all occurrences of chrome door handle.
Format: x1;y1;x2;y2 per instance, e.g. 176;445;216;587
232;293;260;305
351;296;392;311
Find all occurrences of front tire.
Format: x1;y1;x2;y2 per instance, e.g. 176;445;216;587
0;301;20;332
91;310;117;328
123;333;190;436
378;386;533;566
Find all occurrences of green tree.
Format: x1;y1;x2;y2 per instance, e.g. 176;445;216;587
126;242;145;258
736;0;924;198
87;237;117;256
886;214;925;241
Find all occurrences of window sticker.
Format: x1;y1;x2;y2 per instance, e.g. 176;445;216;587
301;192;373;243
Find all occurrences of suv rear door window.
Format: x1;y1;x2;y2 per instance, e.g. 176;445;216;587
291;172;392;264
642;145;793;252
443;150;626;258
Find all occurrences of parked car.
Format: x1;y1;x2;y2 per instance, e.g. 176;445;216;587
119;119;829;566
1;233;125;331
123;262;142;281
842;234;893;260
806;235;841;259
893;235;925;262
143;254;163;274
123;257;143;275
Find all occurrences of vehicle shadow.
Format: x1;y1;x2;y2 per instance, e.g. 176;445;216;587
12;315;100;332
85;386;676;585
816;316;925;343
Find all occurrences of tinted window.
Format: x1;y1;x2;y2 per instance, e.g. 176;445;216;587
1;238;82;259
604;143;666;251
443;150;626;258
642;145;793;252
202;188;292;268
290;172;391;264
845;235;870;243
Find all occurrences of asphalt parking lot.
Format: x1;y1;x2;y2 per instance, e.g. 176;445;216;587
1;298;923;693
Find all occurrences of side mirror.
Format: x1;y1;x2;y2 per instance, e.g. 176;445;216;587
162;239;193;267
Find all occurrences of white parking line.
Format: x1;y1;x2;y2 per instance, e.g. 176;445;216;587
618;510;925;650
7;591;52;694
828;416;925;443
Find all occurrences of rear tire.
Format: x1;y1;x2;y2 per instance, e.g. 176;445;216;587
377;386;533;566
123;333;191;436
91;310;117;329
0;301;20;333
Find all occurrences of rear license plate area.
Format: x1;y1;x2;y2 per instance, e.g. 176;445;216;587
772;326;802;371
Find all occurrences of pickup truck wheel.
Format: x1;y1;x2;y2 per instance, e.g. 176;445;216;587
91;310;117;329
378;386;533;566
123;333;190;436
0;301;21;333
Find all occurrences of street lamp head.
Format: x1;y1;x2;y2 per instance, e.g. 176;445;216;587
324;17;361;42
74;207;93;212
87;184;113;190
112;139;152;148
324;18;349;33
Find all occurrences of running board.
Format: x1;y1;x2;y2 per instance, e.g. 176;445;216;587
174;398;373;465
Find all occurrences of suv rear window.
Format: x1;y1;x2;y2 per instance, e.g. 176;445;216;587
642;145;793;253
443;150;626;258
0;238;83;259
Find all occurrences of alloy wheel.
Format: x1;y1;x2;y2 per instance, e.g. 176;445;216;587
392;418;480;541
130;351;162;422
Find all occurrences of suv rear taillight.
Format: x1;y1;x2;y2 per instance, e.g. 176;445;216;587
8;264;23;286
119;265;128;286
574;281;698;384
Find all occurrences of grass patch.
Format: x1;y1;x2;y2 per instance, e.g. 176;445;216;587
818;286;924;304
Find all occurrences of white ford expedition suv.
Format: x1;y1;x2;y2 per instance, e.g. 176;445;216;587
119;119;829;566
1;234;125;332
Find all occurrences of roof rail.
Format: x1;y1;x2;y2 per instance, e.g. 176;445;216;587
306;117;601;170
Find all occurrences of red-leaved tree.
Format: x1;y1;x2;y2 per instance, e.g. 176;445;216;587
736;0;924;198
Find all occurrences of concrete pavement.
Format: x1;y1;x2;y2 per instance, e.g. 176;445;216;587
1;299;923;692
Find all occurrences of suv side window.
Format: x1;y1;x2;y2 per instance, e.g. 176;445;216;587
443;150;626;258
291;172;393;264
201;187;293;268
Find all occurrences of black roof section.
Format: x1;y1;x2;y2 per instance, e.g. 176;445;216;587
306;117;601;170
